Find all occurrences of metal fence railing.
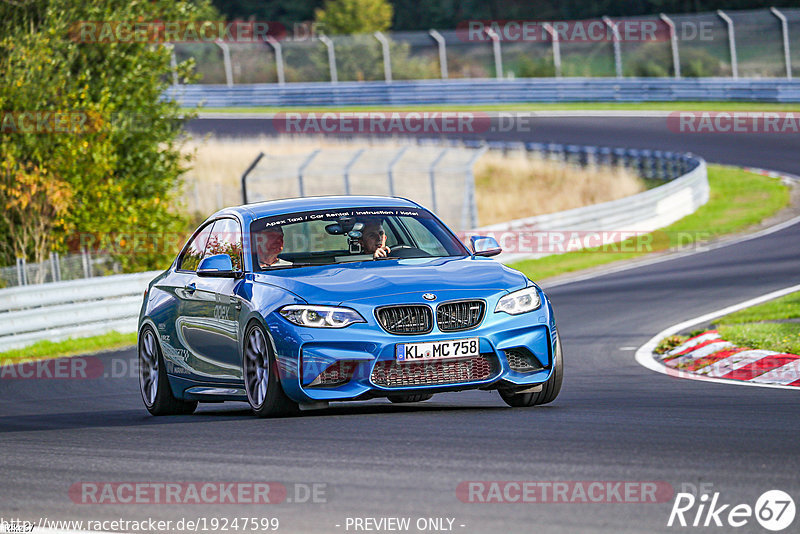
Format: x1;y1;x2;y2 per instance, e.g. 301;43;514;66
0;252;121;289
168;8;799;86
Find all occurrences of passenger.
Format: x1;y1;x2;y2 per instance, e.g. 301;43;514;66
358;218;391;259
255;227;291;268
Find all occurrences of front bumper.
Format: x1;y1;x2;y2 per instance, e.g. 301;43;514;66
267;291;558;404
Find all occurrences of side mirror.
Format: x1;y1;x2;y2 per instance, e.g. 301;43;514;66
469;235;502;257
197;254;241;278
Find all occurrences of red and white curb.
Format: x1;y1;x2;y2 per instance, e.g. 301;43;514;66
660;330;800;387
635;283;800;390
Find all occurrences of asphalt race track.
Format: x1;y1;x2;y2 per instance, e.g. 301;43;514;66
1;116;799;533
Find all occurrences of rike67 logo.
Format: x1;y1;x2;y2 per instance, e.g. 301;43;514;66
668;488;795;531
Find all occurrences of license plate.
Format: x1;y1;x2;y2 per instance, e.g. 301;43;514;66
396;338;479;363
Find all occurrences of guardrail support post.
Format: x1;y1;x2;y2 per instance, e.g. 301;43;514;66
660;14;681;78
387;146;409;196
319;34;338;83
214;40;234;87
771;7;792;80
265;36;285;85
374;32;393;83
542;23;562;78
428;148;449;212
241;152;265;204
429;29;448;79
603;16;623;78
484;28;504;79
717;10;738;78
343;149;365;195
297;149;322;197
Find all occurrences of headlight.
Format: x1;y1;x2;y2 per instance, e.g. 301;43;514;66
495;287;541;315
279;305;366;328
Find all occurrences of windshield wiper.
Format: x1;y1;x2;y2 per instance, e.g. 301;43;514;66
262;262;321;270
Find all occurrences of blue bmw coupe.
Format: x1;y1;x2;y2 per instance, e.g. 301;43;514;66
138;196;562;417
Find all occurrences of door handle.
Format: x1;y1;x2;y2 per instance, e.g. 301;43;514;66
230;295;242;310
184;283;196;294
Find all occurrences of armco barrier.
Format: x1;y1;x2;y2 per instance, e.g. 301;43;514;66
0;271;159;353
471;145;708;263
165;78;800;107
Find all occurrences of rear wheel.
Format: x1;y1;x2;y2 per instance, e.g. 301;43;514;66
499;333;563;408
388;394;433;403
243;322;298;418
138;325;197;416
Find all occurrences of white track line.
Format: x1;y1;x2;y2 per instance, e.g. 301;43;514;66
635;283;800;390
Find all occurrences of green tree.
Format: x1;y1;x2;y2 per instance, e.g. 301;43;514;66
0;0;217;271
315;0;393;35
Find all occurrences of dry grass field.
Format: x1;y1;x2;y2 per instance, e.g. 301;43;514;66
180;137;644;227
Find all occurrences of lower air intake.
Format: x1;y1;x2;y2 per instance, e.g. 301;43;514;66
371;355;497;388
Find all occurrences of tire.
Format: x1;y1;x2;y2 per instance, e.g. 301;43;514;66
499;332;563;408
388;394;433;403
242;321;299;418
138;325;197;416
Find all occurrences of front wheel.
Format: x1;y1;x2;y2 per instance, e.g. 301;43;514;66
243;322;298;418
499;333;563;408
138;325;197;416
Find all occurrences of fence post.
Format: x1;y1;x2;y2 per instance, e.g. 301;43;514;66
241;152;265;204
81;248;92;278
16;257;26;286
428;148;449;213
542;23;562;77
214;40;234;87
265;36;285;85
297;149;321;197
50;252;61;282
462;145;487;230
343;149;365;195
660;14;681;78
387;146;409;196
771;7;792;80
319;34;338;83
428;29;448;79
374;31;393;83
717;10;738;78
165;44;179;86
602;16;623;78
484;28;504;79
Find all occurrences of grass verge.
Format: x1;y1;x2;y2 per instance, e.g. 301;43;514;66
510;165;790;281
191;102;800;114
0;331;136;364
716;291;800;354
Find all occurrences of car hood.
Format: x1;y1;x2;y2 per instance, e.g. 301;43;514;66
253;256;528;306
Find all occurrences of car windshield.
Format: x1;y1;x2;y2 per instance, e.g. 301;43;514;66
250;207;468;271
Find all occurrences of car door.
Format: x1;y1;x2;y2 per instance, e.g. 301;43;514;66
198;217;245;379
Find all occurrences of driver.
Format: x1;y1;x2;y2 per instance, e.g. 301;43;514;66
358;218;391;259
255;226;291;268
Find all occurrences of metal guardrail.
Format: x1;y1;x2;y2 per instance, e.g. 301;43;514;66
0;271;159;353
165;78;800;107
471;144;708;263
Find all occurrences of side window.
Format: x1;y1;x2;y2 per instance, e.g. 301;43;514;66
177;223;213;272
204;218;243;271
